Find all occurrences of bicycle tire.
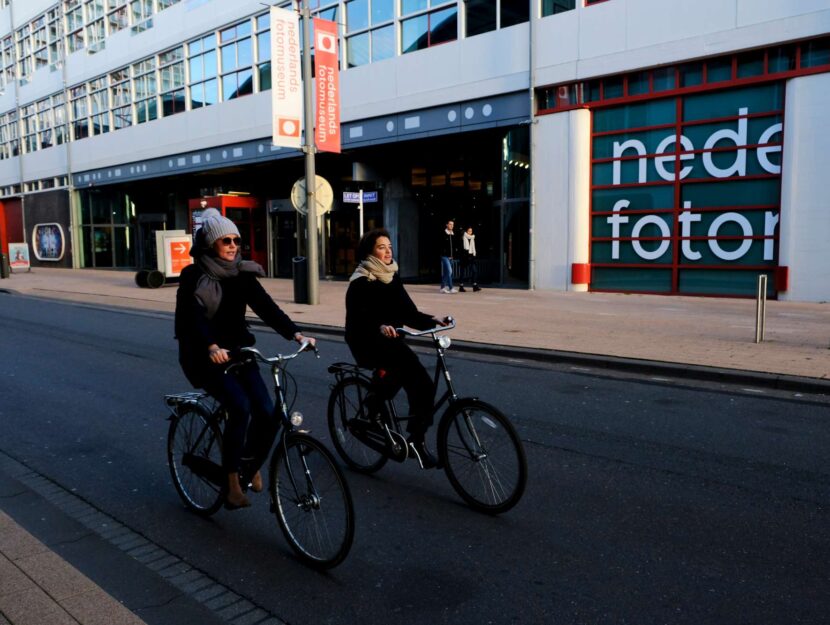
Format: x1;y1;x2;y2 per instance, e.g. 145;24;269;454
269;432;355;569
327;377;388;474
167;405;226;516
437;399;527;515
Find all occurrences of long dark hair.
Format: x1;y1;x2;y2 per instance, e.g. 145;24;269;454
356;228;391;262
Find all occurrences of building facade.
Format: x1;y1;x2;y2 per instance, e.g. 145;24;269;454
0;0;828;300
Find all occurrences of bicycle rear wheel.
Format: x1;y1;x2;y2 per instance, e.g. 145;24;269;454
167;405;225;516
437;399;527;515
269;433;354;569
327;377;388;474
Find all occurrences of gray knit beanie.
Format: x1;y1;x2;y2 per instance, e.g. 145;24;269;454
198;208;240;246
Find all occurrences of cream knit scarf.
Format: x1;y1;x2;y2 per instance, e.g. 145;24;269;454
463;232;476;256
349;255;398;284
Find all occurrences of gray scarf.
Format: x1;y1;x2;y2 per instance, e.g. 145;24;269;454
349;256;398;284
194;253;265;319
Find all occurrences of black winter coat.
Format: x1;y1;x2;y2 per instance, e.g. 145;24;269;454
439;230;457;258
345;274;435;367
175;263;300;387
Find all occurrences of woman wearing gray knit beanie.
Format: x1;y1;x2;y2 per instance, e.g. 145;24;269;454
175;208;316;509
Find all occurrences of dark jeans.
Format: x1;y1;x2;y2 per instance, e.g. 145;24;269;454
363;340;434;439
461;258;478;285
202;362;278;477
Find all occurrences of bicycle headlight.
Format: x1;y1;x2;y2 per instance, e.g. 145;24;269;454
438;335;451;349
290;411;304;427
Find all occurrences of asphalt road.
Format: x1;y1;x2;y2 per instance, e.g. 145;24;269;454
1;294;828;625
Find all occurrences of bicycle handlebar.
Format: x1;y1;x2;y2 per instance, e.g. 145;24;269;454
226;341;318;372
394;316;455;337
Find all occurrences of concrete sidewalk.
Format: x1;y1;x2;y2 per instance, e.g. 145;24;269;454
1;267;828;382
0;511;146;625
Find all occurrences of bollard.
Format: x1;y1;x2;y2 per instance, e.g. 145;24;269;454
0;253;9;279
755;274;767;343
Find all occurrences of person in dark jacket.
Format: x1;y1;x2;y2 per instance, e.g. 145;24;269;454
439;219;458;294
345;228;447;468
175;208;314;509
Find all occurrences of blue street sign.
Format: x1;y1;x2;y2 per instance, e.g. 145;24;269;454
343;191;378;203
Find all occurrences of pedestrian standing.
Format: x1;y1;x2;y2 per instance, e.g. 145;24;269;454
458;226;481;292
439;219;458;293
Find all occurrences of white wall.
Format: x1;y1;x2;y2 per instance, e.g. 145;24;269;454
535;0;830;86
533;109;590;291
778;73;830;302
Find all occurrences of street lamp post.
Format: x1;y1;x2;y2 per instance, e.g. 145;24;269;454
300;0;319;305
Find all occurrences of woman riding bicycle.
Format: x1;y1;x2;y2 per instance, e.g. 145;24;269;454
175;208;315;510
345;228;447;468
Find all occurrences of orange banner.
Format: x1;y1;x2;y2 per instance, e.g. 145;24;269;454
313;18;341;153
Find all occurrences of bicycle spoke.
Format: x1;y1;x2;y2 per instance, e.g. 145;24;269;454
272;435;354;568
439;401;526;514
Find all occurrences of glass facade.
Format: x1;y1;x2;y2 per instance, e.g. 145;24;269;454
590;83;784;296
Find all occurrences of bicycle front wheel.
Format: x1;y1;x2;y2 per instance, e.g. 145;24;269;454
437;399;527;515
167;405;226;516
269;433;355;569
327;377;388;474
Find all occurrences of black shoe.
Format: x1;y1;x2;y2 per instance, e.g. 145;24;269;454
407;437;438;469
473;284;481;292
458;285;467;292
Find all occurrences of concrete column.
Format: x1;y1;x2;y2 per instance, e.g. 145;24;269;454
778;73;830;302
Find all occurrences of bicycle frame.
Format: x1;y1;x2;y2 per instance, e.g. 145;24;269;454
329;320;461;432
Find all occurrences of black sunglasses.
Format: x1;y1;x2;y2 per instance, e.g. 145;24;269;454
219;237;242;246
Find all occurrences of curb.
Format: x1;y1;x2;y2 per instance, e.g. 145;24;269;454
4;288;829;396
255;320;830;396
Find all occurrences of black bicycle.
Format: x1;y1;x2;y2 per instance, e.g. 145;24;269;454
327;319;527;514
165;343;355;569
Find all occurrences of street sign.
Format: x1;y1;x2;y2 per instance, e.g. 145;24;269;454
342;191;377;203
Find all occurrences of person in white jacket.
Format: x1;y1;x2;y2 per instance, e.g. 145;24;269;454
458;227;481;292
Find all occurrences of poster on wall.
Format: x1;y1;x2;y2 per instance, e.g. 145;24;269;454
589;82;784;297
32;223;66;261
8;243;30;272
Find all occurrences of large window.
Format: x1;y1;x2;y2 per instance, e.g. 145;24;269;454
188;34;218;109
220;20;253;101
133;58;157;124
130;0;153;24
590;83;784;296
402;1;457;54
85;0;106;48
255;13;271;90
110;68;131;129
0;111;19;159
36;98;53;149
32;16;49;71
499;0;529;28
70;84;89;139
89;77;109;135
542;0;576;17
15;24;33;82
107;0;129;34
346;0;394;67
160;46;185;116
47;7;63;65
22;104;37;153
65;0;85;53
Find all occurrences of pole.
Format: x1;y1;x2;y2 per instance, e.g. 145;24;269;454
527;0;536;290
358;188;364;238
301;0;319;304
755;274;767;343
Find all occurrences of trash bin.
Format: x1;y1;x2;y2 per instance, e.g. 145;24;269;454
0;253;9;279
292;256;308;304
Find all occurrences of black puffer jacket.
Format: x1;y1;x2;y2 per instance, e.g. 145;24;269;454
345;274;435;367
175;263;300;387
